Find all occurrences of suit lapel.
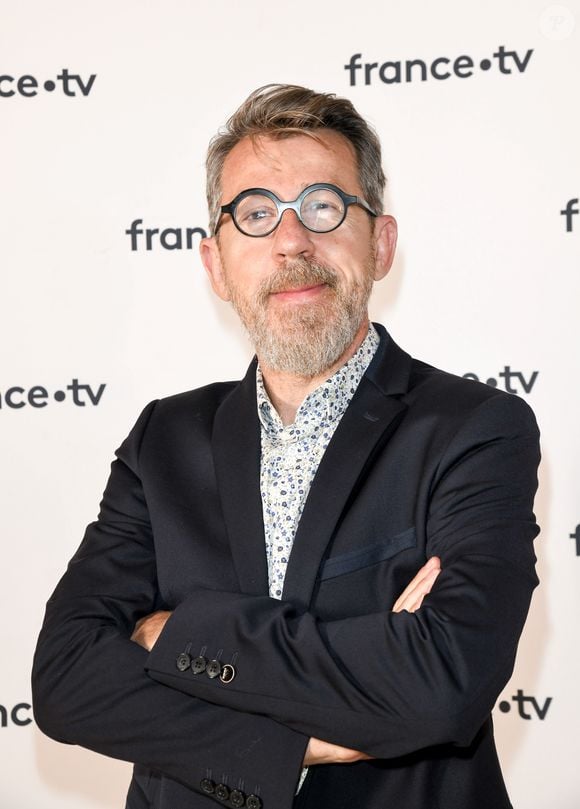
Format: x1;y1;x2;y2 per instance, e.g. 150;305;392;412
282;327;412;608
212;327;413;605
212;359;269;595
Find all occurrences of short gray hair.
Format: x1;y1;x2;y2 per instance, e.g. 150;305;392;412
205;84;386;235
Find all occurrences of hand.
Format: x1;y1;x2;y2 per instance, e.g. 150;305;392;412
130;610;172;651
392;556;441;613
303;736;373;766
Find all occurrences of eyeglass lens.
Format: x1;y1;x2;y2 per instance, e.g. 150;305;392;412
234;187;346;236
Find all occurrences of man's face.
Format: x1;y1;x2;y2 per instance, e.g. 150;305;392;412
200;130;397;377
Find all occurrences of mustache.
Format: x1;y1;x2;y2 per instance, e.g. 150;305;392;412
258;258;338;300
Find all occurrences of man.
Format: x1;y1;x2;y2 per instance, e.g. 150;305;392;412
32;84;540;809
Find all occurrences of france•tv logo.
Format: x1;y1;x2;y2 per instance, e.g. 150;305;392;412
0;70;96;98
561;199;578;232
497;690;552;720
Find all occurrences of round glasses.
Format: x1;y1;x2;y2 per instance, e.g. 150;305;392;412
218;183;377;237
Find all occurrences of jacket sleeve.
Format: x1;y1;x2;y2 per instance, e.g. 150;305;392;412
145;393;540;758
31;401;308;809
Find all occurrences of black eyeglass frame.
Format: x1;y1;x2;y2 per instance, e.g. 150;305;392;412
217;182;377;237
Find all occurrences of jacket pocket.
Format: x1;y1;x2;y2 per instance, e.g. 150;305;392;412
318;527;416;581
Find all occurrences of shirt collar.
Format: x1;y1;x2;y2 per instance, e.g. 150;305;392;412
256;324;380;442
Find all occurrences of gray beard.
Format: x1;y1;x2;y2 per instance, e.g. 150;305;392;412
226;257;374;378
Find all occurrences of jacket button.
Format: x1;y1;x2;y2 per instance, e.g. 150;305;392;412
219;664;236;684
215;783;230;801
176;653;191;672
191;655;207;675
206;659;222;679
200;778;215;794
230;789;245;807
246;794;262;809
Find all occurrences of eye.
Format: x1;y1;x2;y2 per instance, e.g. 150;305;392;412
307;200;337;212
244;206;276;222
236;195;278;225
301;190;345;229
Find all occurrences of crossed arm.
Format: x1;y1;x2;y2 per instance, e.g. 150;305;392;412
130;557;442;766
127;394;539;761
33;391;539;804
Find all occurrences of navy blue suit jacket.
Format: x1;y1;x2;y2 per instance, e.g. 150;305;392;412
32;326;540;809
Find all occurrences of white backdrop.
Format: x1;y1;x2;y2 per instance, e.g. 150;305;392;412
1;1;579;807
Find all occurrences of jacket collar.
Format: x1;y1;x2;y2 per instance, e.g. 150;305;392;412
211;324;412;605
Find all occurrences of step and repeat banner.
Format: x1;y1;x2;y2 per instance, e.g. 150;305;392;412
1;1;578;807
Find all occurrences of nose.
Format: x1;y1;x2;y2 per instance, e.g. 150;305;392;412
271;209;315;261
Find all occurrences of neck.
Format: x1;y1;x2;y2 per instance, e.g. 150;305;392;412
259;319;370;426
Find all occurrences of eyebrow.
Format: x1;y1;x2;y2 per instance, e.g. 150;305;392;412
236;181;344;200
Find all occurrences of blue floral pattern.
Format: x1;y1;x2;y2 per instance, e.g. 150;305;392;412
257;325;380;599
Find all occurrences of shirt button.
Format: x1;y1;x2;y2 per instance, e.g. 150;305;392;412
191;655;207;675
175;653;191;672
200;778;215;794
215;783;229;801
206;659;222;679
246;794;262;809
230;789;245;807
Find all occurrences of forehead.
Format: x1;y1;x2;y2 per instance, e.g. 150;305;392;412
220;130;361;201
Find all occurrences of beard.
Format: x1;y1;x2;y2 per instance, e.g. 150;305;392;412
223;255;374;378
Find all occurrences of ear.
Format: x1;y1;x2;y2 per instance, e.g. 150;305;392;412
372;215;398;281
199;236;231;302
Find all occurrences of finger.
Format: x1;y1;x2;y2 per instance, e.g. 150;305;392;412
394;568;441;613
396;567;440;613
304;738;372;765
130;617;145;642
396;556;440;602
392;556;440;612
392;562;440;612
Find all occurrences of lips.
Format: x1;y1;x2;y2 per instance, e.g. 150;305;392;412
272;283;325;294
257;258;339;304
270;283;328;301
